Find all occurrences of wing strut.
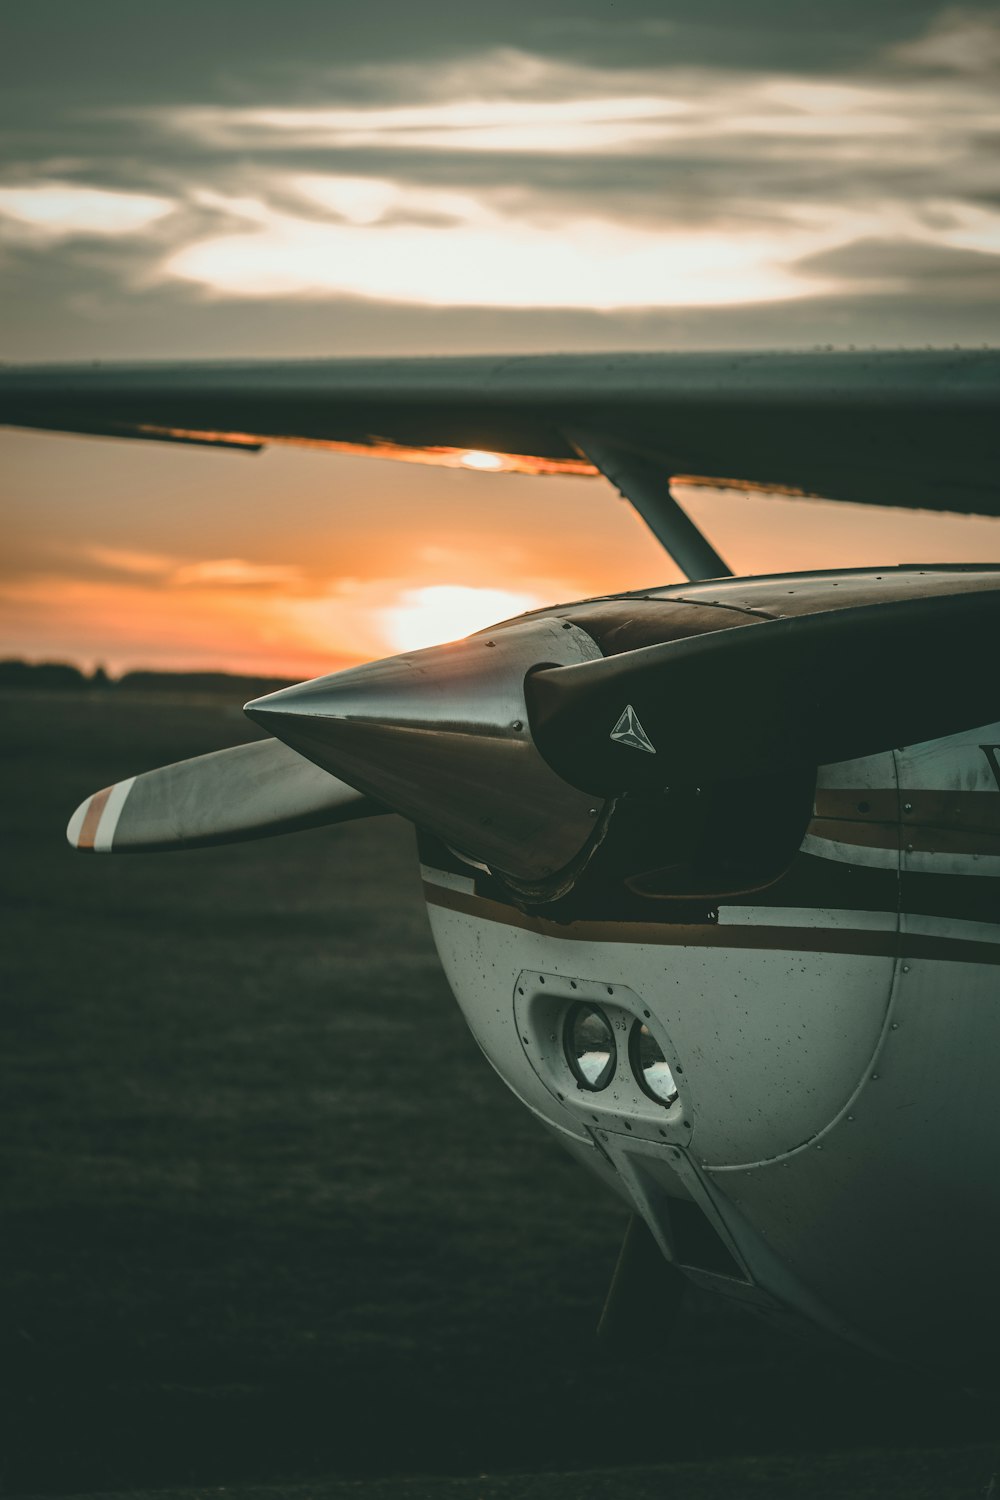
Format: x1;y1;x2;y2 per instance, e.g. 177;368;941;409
596;1213;686;1350
567;430;731;581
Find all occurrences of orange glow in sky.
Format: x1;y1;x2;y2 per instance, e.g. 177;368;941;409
0;430;634;678
5;428;1000;682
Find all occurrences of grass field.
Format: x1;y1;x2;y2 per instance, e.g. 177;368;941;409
2;691;998;1498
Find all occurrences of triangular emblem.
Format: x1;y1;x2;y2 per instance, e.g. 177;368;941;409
609;703;656;754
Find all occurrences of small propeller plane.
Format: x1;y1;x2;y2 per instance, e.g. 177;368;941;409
3;348;1000;1378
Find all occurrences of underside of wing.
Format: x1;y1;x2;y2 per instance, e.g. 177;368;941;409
1;348;998;515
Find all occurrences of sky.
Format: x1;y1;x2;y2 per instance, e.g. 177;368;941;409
2;0;1000;676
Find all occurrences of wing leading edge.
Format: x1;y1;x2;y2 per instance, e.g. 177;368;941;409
1;348;998;515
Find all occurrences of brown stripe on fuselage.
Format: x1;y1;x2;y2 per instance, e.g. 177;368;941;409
815;786;1000;846
423;882;1000;965
903;791;1000;833
815;789;899;822
77;786;112;849
909;791;1000;833
808;817;1000;857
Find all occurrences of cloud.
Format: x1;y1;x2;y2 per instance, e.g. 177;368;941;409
85;545;305;590
796;234;1000;303
2;14;999;329
149;51;999;162
163;89;687;156
0;183;174;238
171;557;304;587
155;176;1000;310
87;545;175;576
1;0;978;122
891;5;1000;75
162;184;839;308
0;571;346;677
8;33;964;313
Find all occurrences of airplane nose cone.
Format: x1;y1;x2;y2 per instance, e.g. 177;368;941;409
246;617;607;890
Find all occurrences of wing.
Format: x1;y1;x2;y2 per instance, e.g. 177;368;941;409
1;348;998;516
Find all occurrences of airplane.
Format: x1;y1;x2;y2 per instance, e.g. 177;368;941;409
3;347;1000;1380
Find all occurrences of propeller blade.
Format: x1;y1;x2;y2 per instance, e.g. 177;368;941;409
66;737;382;853
529;581;1000;794
246;617;605;891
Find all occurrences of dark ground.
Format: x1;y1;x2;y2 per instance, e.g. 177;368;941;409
2;691;998;1499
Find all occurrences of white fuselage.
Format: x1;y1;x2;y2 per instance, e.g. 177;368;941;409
421;722;1000;1374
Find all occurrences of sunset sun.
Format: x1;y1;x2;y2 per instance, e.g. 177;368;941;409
380;584;540;653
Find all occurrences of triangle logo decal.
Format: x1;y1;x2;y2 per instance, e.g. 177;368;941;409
609;703;656;754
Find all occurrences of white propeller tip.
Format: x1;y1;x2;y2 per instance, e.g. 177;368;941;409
66;779;135;851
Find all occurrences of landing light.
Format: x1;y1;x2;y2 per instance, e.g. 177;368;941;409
565;1004;616;1091
630;1021;678;1105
